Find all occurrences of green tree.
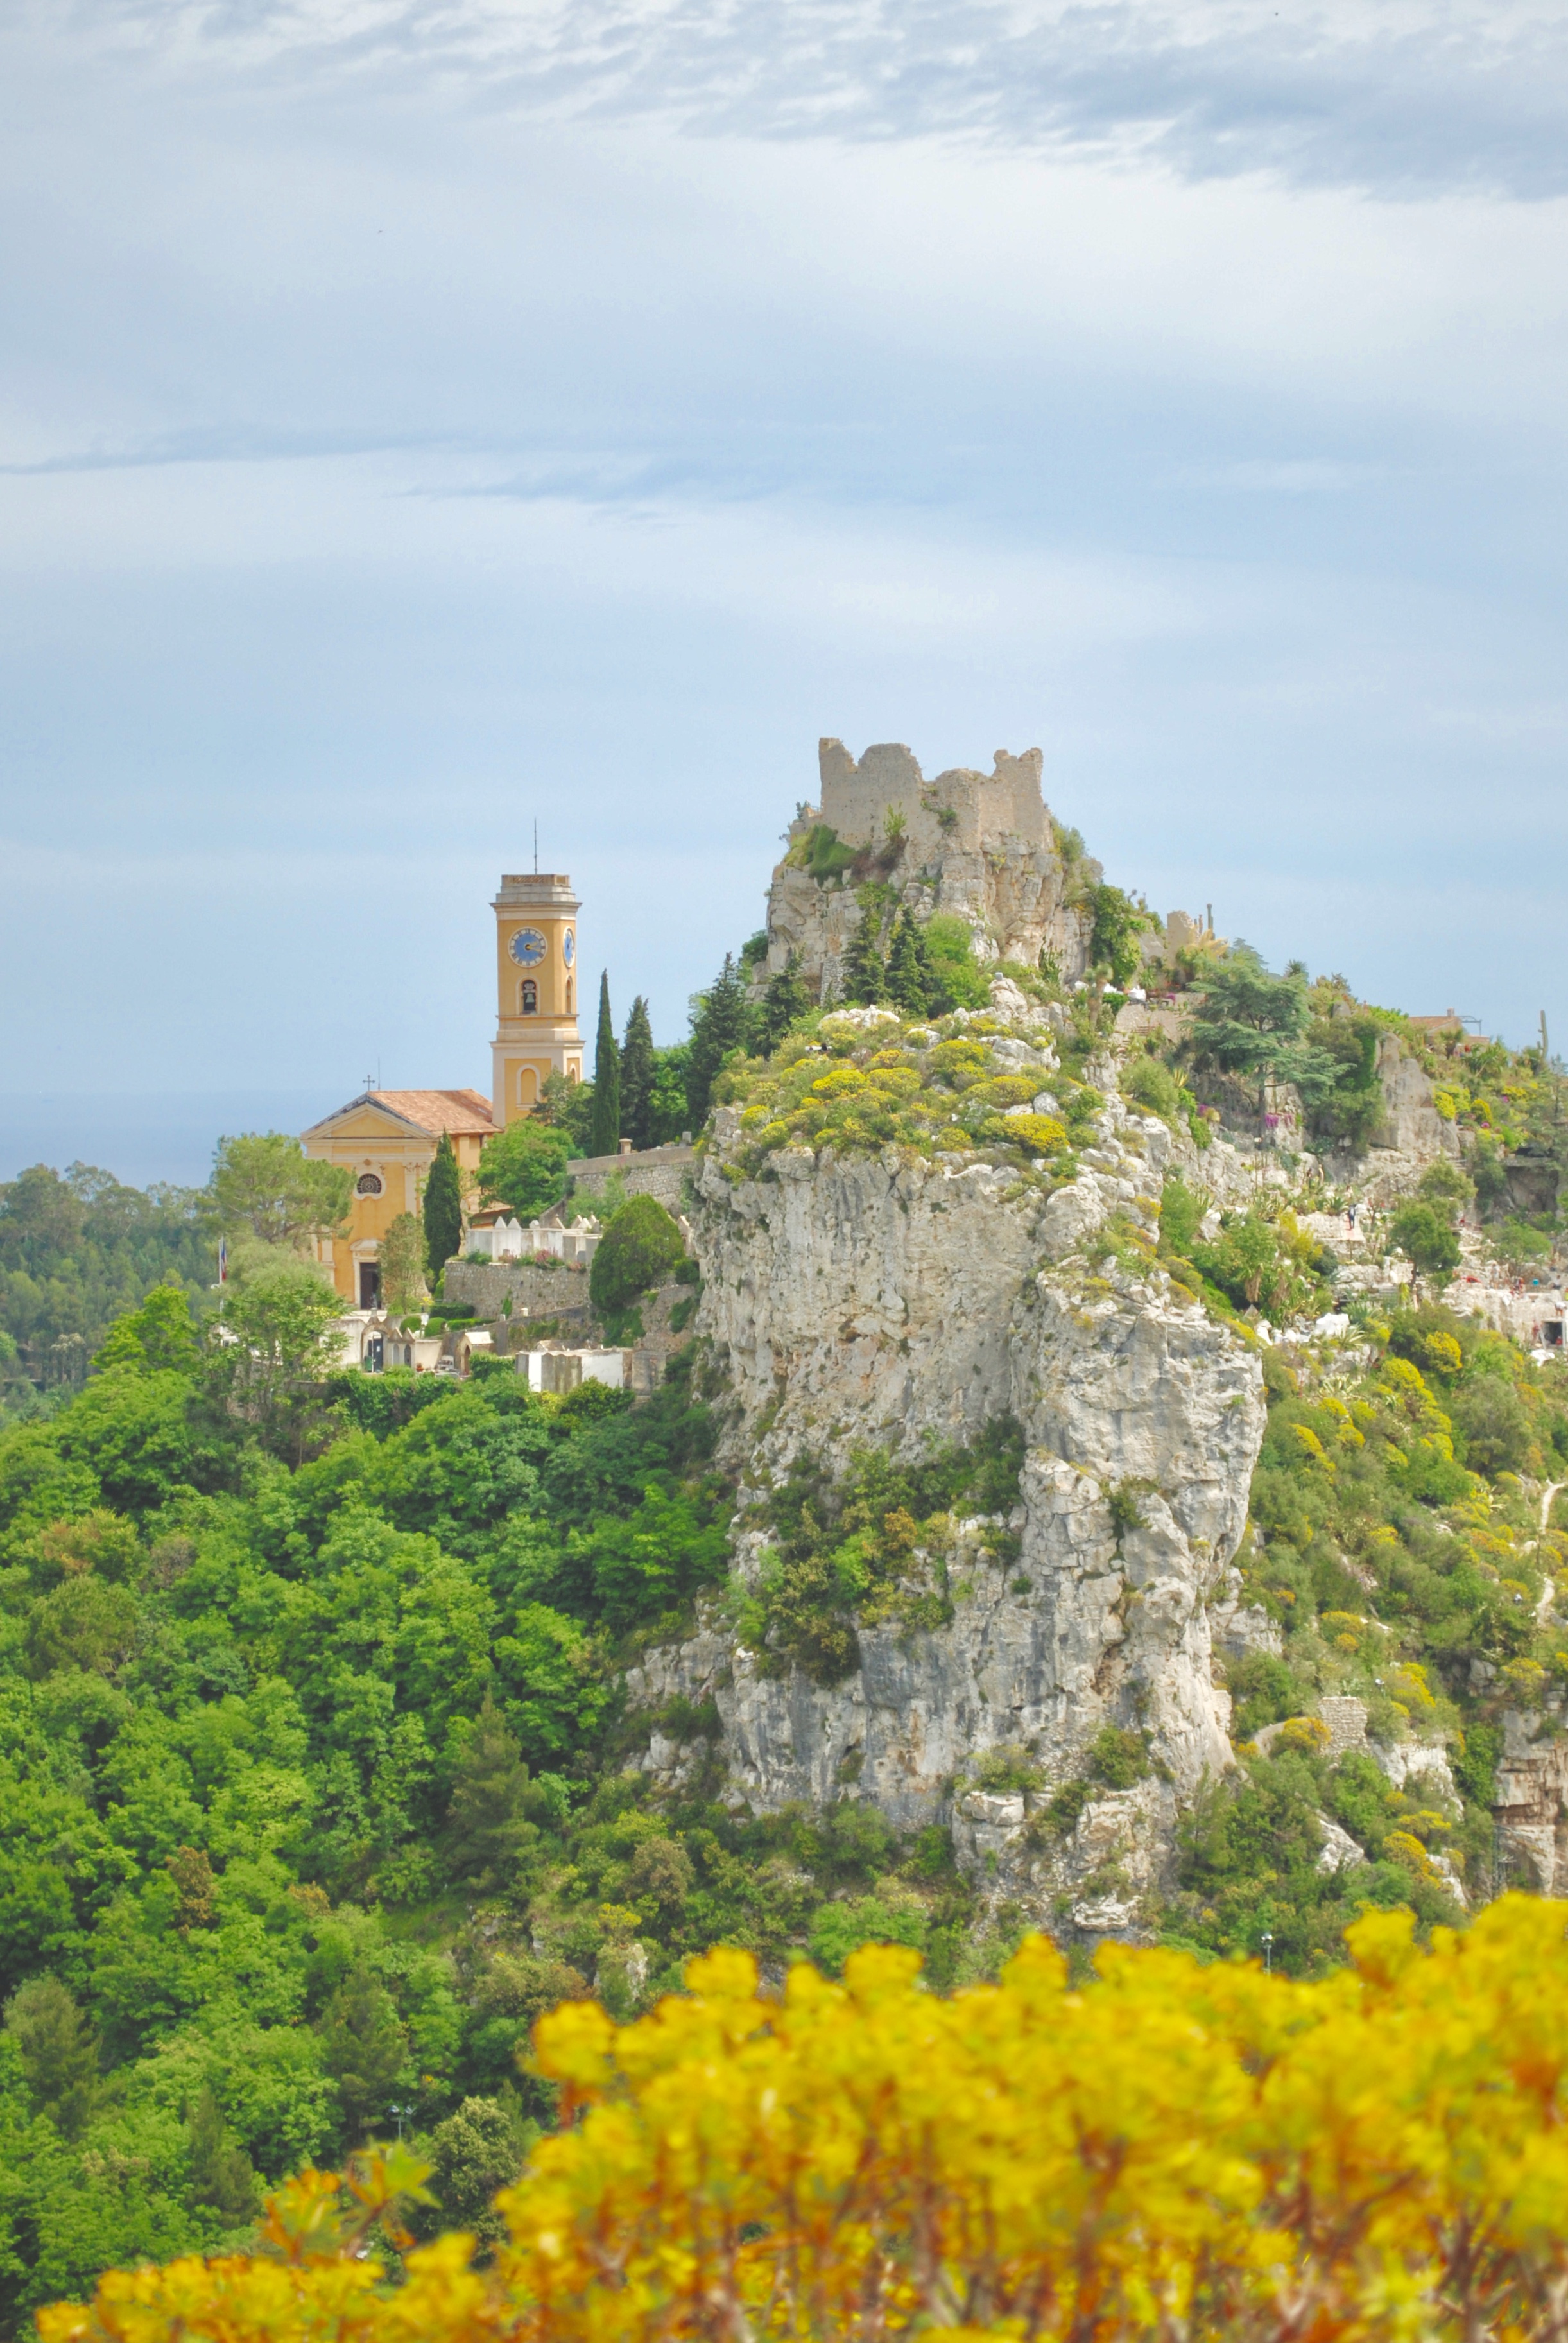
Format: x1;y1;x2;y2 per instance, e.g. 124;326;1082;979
1189;949;1336;1131
589;1197;687;1317
23;1575;139;1679
1417;1160;1473;1223
211;1135;352;1252
94;1284;203;1377
478;1121;571;1223
1388;1200;1463;1301
1470;1138;1512;1218
1307;1013;1386;1146
1453;1376;1533;1475
440;1697;545;1894
1087;884;1155;989
620;997;657;1151
648;1046;693;1145
426;2096;527;2249
187;2084;259;2222
590;974;621;1159
1492;1217;1552;1274
755;956;809;1055
379;1214;429;1313
5;1975;100;2138
884;911;936;1017
319;1964;406;2147
686;956;752;1128
423;1134;463;1275
922;915;990;1012
839;897;888;1007
537;1071;598;1154
211;1252;344;1458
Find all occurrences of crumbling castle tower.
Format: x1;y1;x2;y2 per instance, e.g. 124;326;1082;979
763;738;1097;1003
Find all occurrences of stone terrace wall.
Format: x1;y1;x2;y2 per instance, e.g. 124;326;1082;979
567;1145;695;1215
442;1259;593;1320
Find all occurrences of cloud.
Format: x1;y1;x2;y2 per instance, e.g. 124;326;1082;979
76;0;1568;199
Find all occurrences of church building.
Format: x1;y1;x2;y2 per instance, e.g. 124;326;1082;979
302;870;584;1304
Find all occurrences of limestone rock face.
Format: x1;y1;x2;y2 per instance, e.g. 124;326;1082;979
764;738;1094;1003
1495;1707;1568;1895
630;1071;1268;1936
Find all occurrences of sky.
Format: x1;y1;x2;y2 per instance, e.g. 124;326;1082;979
1;0;1566;1185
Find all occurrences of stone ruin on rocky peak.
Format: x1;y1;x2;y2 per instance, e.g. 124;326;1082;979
762;736;1103;1005
619;734;1560;1949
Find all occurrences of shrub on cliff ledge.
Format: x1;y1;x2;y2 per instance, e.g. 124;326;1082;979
589;1196;687;1316
727;1011;1078;1178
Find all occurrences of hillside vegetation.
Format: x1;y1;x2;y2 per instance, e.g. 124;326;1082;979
5;916;1568;2324
42;1899;1568;2343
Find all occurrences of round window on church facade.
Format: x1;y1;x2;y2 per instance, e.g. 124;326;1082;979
356;1172;383;1196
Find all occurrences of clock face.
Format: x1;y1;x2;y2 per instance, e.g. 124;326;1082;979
562;928;576;967
508;927;547;968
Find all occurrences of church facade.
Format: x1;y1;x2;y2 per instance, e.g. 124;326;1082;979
302;870;584;1304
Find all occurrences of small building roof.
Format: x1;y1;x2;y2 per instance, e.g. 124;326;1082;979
303;1089;495;1143
370;1089;495;1134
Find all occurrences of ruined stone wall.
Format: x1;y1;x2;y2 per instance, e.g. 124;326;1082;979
766;737;1095;1003
818;739;1050;856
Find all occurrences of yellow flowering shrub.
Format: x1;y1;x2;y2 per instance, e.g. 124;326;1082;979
719;1014;1079;1175
42;1898;1568;2343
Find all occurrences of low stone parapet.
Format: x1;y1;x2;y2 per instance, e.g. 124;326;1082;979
443;1258;591;1317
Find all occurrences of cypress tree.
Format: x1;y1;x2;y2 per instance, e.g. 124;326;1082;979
590;972;621;1158
885;908;936;1016
686;954;752;1128
439;1695;543;1892
840;903;888;1007
620;994;657;1150
757;954;809;1055
422;1131;463;1275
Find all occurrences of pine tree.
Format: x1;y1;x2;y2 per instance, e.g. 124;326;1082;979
840;903;888;1007
620;995;656;1151
440;1695;545;1892
187;2086;259;2222
885;909;936;1016
5;1975;100;2139
423;1132;463;1275
686;955;753;1128
320;1964;407;2147
757;955;809;1055
590;973;621;1158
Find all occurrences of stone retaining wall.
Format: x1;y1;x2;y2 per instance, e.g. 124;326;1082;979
566;1145;695;1215
442;1259;592;1317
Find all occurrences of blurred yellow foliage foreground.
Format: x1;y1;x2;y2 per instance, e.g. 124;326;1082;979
40;1896;1568;2343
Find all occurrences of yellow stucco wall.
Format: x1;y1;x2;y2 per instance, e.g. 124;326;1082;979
304;1109;487;1301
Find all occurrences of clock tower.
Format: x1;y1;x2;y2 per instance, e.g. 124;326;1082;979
491;872;584;1125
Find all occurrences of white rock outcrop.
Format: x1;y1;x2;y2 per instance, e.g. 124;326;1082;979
628;1080;1267;1937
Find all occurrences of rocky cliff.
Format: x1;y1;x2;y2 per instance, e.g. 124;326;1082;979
629;1007;1268;1939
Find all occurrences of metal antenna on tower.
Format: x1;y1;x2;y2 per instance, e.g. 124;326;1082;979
534;820;538;875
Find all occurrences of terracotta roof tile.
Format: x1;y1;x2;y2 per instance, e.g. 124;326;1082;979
370;1089;496;1136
